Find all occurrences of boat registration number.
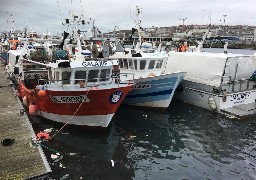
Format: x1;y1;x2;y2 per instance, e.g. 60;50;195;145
133;84;151;89
50;95;90;103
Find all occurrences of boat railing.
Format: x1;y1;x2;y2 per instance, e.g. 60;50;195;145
112;72;135;84
220;75;256;92
36;75;134;89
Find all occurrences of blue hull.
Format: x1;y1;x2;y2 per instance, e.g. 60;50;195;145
122;73;184;108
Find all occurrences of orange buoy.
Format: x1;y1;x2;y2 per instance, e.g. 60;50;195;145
29;104;38;116
37;131;50;140
38;90;47;99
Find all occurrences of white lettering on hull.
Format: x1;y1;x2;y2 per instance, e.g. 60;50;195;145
50;95;90;103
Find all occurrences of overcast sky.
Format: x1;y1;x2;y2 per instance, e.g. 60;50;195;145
0;0;255;35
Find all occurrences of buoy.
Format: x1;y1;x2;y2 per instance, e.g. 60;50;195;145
22;96;28;106
148;73;156;77
38;90;47;99
37;131;50;140
208;97;217;110
29;104;38;116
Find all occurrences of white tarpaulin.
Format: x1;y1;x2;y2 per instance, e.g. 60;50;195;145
165;52;227;87
165;52;256;87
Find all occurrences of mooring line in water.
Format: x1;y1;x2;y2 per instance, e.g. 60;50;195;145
39;143;60;154
50;89;90;139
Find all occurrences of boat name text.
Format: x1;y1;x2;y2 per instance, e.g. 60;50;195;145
82;61;107;67
230;92;251;104
50;95;90;103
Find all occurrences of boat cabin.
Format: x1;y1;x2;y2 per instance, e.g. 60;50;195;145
118;57;166;79
19;59;116;90
48;60;113;86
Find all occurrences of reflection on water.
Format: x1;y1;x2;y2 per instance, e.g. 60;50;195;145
31;100;256;179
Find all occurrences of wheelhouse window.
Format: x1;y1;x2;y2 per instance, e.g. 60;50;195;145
134;60;137;70
123;59;128;69
88;70;99;82
100;69;110;81
148;60;155;69
119;59;123;68
62;71;71;84
55;71;60;82
140;60;146;70
128;59;134;69
75;70;87;84
156;60;163;68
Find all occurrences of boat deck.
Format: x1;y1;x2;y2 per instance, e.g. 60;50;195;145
221;102;256;119
0;66;51;179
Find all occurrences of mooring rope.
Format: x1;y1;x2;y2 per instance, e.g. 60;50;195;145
39;143;60;154
50;89;90;138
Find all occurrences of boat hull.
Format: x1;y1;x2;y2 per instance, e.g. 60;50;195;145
38;111;114;127
19;82;132;127
174;80;256;118
122;72;185;108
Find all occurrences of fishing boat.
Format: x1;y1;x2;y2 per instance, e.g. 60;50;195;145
17;55;132;127
110;6;185;108
165;31;256;118
111;44;185;108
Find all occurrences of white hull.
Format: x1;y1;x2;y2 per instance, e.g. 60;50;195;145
174;81;256;118
38;111;114;127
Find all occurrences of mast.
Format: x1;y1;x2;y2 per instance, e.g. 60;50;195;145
135;5;142;46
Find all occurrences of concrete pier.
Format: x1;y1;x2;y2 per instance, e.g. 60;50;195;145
0;65;51;179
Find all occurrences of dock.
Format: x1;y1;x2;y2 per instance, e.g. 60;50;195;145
0;66;51;179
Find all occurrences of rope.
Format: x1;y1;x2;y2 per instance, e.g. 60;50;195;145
50;89;90;138
39;143;60;154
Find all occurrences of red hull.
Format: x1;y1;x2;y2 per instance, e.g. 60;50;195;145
19;81;132;117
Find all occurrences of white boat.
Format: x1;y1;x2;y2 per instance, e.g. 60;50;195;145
110;45;185;108
109;6;185;108
165;47;256;118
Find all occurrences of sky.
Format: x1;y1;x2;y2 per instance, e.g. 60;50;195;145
0;0;255;35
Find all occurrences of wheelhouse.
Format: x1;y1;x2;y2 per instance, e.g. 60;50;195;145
118;58;165;72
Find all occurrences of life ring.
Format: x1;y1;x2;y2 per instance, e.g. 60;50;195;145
148;73;156;77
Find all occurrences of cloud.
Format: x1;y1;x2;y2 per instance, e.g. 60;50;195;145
0;0;255;35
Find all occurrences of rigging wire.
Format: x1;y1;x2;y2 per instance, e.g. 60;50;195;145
79;0;85;18
56;0;63;24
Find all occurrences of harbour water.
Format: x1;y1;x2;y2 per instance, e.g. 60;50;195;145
29;48;256;180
